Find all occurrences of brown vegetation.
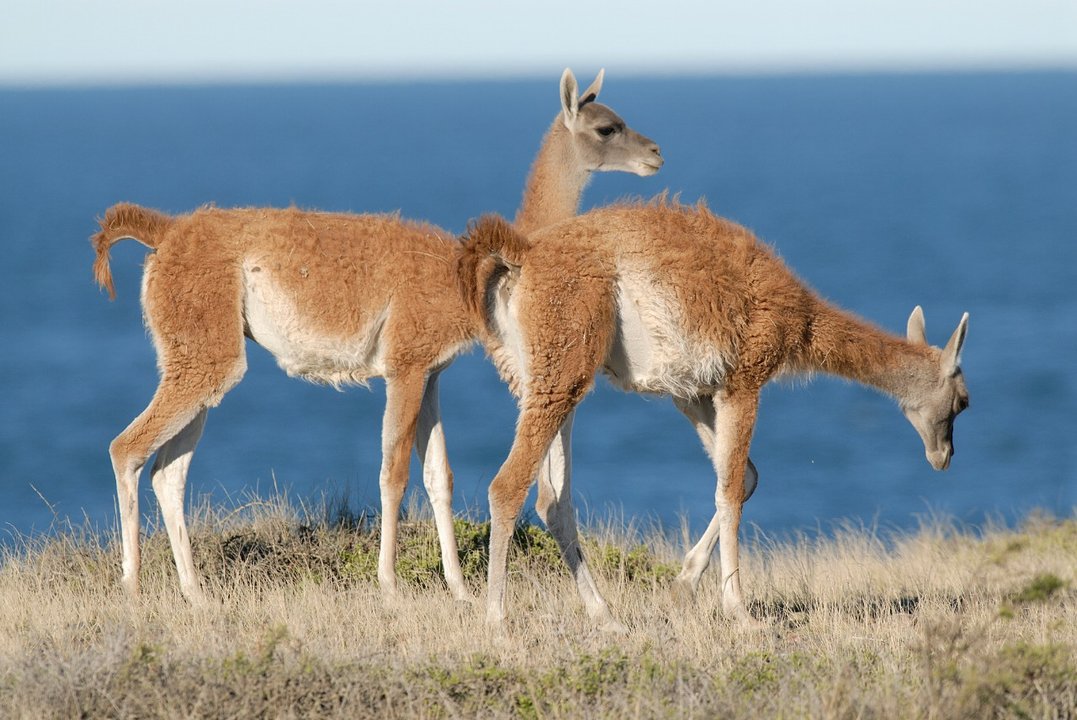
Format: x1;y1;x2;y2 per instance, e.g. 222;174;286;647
1;497;1073;718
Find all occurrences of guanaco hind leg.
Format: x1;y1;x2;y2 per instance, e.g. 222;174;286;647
149;409;208;602
110;358;243;599
415;368;469;601
485;400;571;628
534;409;622;630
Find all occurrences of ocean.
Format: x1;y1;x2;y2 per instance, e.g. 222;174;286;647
1;72;1074;541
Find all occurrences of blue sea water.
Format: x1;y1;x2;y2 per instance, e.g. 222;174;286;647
0;72;1074;542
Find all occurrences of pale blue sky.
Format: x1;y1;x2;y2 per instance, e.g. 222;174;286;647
2;0;1075;85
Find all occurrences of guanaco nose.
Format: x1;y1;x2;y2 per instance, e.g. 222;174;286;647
648;142;664;167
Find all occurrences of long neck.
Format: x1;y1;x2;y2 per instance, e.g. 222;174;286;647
797;299;937;400
513;117;591;236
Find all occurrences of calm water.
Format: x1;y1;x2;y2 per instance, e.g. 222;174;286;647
1;73;1074;541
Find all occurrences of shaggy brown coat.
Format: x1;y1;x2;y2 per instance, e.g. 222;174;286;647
93;205;474;603
457;200;970;627
90;68;663;606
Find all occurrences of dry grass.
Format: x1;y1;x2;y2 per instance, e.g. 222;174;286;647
1;495;1074;719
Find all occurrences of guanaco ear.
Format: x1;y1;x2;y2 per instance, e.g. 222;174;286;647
907;305;927;345
941;312;969;376
561;68;580;128
579;68;604;106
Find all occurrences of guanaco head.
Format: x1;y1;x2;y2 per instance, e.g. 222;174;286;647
901;306;970;471
561;68;663;177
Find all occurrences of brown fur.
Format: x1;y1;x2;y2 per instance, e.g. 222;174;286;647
456;215;531;320
92;202;176;300
94;204;476;602
100;206;473;383
460;200;939;394
458;199;970;626
514;121;585;236
92;69;663;606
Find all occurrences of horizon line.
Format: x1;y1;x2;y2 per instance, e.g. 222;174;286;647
3;59;1075;91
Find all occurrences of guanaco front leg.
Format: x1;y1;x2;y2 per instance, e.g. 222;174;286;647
672;395;760;598
675;392;759;623
377;372;427;601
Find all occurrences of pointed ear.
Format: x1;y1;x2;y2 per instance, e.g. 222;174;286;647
579;68;604;105
907;305;927;345
560;68;579;128
941;312;969;376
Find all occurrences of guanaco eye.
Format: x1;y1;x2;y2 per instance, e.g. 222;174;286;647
596;126;617;137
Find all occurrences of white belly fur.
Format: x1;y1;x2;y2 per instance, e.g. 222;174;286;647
604;268;732;397
241;262;388;387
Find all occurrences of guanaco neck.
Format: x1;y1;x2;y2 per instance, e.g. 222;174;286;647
797;299;937;401
513;118;591;236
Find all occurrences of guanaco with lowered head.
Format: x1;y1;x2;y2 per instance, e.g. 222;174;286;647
458;200;969;630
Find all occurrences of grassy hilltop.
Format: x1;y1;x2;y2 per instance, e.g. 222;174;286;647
1;496;1074;719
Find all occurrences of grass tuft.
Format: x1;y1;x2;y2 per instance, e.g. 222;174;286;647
1;495;1074;718
1010;572;1067;604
